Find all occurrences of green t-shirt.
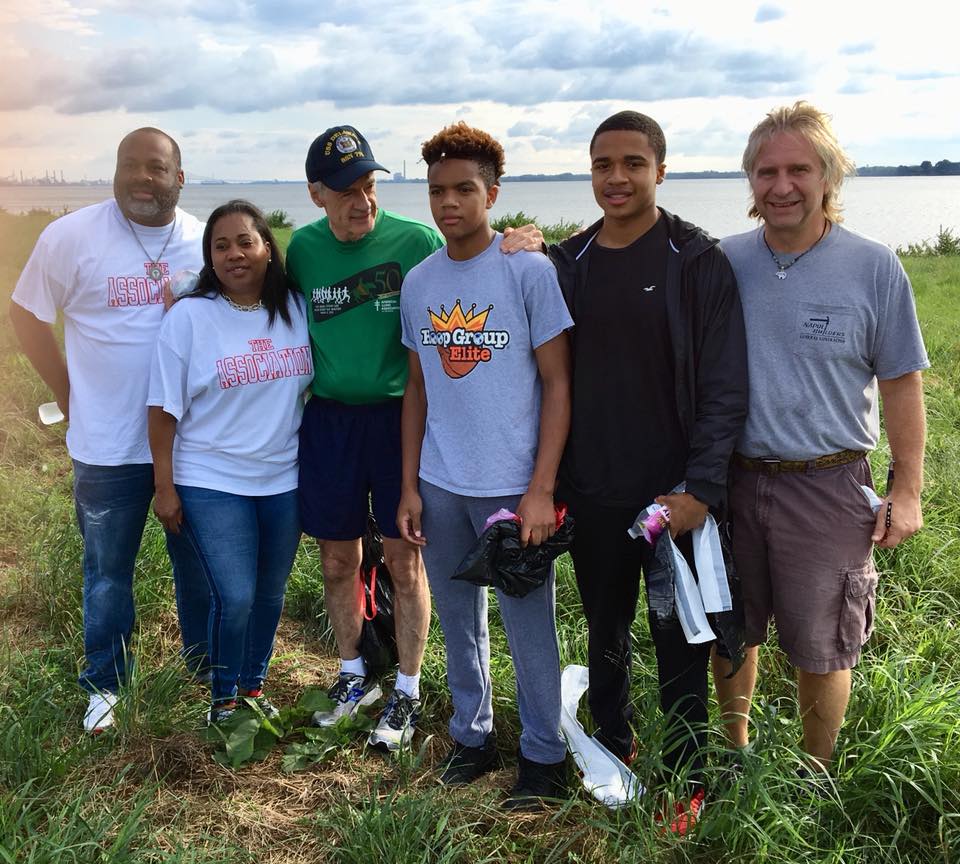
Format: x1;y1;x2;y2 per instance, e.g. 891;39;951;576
286;209;444;404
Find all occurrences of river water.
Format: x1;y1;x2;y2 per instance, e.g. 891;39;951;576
3;176;959;249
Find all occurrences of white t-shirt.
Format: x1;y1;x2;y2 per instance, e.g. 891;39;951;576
147;294;313;496
11;199;205;465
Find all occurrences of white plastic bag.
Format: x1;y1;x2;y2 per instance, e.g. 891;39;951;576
691;514;732;613
559;665;644;808
669;542;717;644
628;482;732;644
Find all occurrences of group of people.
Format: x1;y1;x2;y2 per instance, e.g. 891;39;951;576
11;100;927;828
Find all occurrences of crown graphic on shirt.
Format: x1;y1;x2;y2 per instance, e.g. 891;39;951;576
428;299;492;334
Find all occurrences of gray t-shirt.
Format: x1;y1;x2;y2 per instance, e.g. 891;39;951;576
720;225;929;460
400;234;573;496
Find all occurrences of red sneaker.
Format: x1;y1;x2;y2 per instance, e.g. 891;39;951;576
657;787;705;837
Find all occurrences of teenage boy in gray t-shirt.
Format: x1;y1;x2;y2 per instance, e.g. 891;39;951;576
397;122;573;811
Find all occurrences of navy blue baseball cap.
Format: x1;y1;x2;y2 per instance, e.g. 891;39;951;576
305;125;388;190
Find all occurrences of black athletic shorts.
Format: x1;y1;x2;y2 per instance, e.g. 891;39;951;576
297;397;403;541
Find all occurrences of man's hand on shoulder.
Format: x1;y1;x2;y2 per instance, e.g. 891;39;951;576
872;491;923;549
516;489;556;547
500;224;545;254
655;491;708;539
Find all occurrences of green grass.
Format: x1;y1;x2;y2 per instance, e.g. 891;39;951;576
0;209;958;862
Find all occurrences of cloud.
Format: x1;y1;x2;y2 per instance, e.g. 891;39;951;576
0;4;810;119
754;4;784;23
507;121;541;137
501;105;627;151
0;132;42;148
896;70;960;81
0;0;98;35
838;77;872;95
670;117;745;158
840;41;874;55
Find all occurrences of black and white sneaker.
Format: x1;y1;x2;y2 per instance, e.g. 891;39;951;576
312;673;382;727
367;689;421;752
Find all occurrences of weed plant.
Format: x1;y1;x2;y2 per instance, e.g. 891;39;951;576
0;211;957;861
897;226;960;257
266;209;294;230
491;211;583;245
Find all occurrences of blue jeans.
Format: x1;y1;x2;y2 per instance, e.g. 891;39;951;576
176;485;301;704
166;527;212;675
73;461;210;693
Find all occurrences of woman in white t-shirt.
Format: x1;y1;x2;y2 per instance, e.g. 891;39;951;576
148;200;312;724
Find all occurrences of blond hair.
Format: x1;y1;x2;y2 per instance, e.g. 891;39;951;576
742;101;855;223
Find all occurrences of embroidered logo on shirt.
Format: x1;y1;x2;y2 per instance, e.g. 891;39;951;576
643;285;656;292
420;299;510;379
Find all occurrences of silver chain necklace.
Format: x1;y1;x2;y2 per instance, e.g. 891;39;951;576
124;215;176;281
763;221;828;279
225;295;264;312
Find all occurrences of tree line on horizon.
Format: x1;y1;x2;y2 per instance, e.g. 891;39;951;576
503;159;960;182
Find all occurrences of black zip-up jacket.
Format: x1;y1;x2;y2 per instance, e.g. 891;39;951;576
548;208;749;512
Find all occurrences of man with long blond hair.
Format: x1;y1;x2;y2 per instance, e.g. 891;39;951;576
716;102;928;775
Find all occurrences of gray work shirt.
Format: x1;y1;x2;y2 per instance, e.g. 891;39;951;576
720;225;929;461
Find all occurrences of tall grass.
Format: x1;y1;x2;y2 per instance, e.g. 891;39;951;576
0;210;958;862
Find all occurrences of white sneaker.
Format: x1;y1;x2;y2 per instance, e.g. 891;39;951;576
83;692;118;734
367;689;421;753
312;673;381;727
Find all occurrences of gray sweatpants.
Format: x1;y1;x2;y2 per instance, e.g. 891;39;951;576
420;480;565;764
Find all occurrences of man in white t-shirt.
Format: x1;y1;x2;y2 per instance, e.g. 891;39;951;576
9;128;210;733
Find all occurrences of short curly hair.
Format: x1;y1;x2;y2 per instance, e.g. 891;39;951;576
421;122;506;189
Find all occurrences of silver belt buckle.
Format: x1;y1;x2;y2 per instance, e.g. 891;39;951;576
760;457;781;475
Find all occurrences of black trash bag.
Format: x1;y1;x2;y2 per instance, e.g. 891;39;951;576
357;517;398;680
452;507;575;598
644;530;679;626
710;518;746;678
643;520;746;676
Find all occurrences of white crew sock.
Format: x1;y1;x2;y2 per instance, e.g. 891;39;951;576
395;672;421;700
340;656;367;677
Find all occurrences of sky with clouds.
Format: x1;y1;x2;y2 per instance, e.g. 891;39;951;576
1;0;957;182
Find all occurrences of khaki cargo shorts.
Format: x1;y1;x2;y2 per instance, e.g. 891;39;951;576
729;457;878;673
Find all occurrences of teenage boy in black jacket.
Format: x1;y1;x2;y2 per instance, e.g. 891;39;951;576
547;110;748;833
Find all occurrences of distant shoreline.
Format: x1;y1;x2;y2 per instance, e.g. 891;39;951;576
4;161;959;187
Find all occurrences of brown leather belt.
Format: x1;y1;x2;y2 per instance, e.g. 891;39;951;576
733;449;866;475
